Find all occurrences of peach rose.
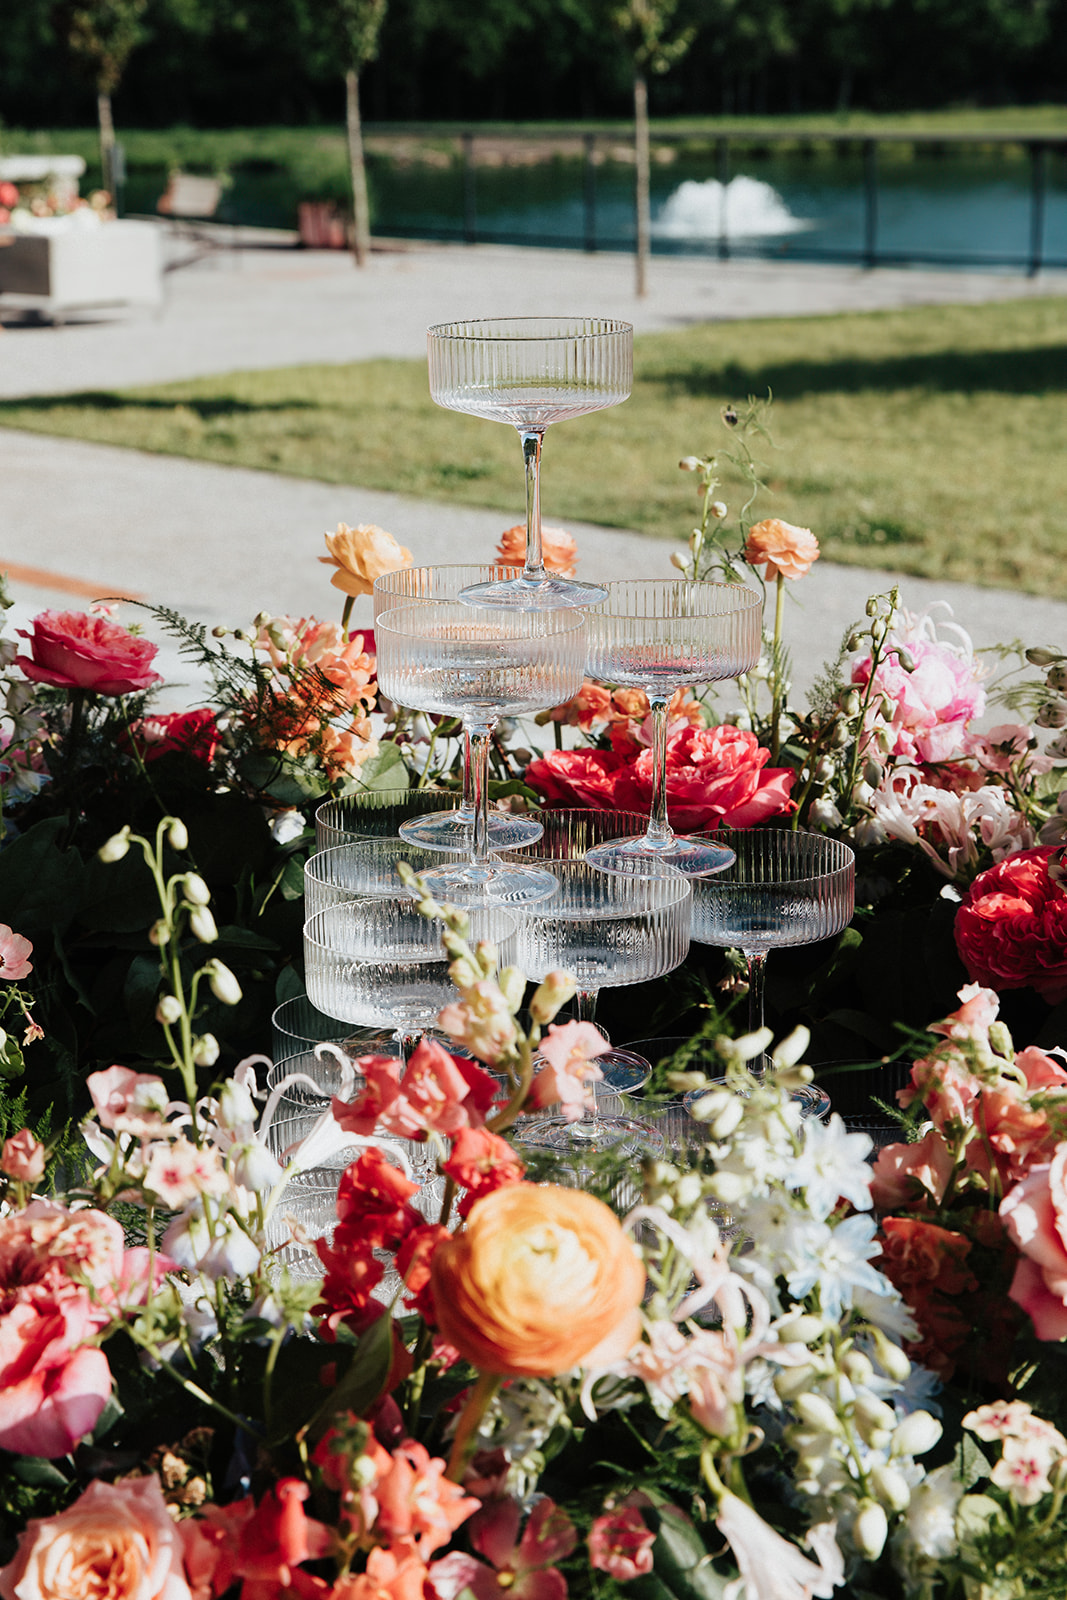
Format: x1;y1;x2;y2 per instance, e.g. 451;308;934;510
1;1129;46;1183
0;1474;192;1600
320;523;413;598
496;523;578;577
430;1183;644;1377
743;518;819;581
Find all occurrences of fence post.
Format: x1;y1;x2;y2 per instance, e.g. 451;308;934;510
583;133;597;253
863;139;878;269
462;132;477;244
1029;141;1047;278
716;136;730;260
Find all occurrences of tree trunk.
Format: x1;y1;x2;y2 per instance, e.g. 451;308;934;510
97;89;116;197
634;69;650;299
346;66;371;267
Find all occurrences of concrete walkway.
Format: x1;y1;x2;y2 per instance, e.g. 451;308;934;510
3;236;1067;706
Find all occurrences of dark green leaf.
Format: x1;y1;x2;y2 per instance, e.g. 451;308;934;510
11;1457;72;1489
0;818;85;935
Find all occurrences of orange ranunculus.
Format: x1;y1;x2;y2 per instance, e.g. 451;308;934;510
743;518;820;581
430;1184;644;1378
320;523;413;598
496;524;578;577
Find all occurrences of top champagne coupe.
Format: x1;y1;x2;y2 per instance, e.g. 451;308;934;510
426;317;633;610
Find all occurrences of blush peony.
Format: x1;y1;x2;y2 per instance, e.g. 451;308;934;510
0;1475;194;1600
954;846;1067;1003
430;1184;644;1377
16;610;162;696
743;518;819;581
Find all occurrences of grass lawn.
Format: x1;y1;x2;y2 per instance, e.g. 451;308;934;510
3;297;1066;596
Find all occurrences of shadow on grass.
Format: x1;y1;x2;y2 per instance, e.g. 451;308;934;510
643;343;1067;400
0;392;319;420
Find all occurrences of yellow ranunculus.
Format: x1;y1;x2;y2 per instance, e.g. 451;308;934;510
319;523;413;598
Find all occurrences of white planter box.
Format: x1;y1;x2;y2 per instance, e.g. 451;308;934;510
0;220;163;322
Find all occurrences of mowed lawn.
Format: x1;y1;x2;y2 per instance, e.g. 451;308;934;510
2;297;1066;595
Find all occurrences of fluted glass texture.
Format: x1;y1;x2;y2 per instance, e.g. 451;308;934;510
515;861;691;989
372;563;522;620
691;829;855;952
500;807;653;863
427;317;632;428
315;790;457;852
585;580;763;693
303;839;440;919
375;603;586;722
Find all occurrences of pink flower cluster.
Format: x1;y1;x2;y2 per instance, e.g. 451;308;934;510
963;1400;1067;1505
250;613;378;780
330;1038;500;1143
850;607;987;766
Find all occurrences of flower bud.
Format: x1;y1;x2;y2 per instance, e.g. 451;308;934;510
192;1034;220;1068
217;1077;257;1129
149;919;171;947
206;961;242;1006
841;1350;874;1386
774;1364;820;1401
893;646;917;673
98;827;131;864
868;1327;911;1383
1036;701;1067;730
853;1500;888;1561
852;816;887;849
473;940;498;975
809;797;844;828
710;501;728;521
231;1140;284;1191
670;551;688;572
730;1026;773;1064
167;818;189;852
155;994;183;1026
709;1096;745;1140
188;906;218;944
705;1171;748;1204
870;1463;912;1514
1026;647;1062;667
183;873;211;906
891;1410;942;1459
497;966;527;1013
529;970;577;1025
771;1025;810;1070
679;455;700;471
1046;664;1067;693
775;1312;824;1345
687;1088;734;1123
853;1393;898;1444
988;1020;1013;1059
793;1392;842;1435
448;956;482;991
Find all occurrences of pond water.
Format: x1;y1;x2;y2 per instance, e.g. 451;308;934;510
123;144;1067;272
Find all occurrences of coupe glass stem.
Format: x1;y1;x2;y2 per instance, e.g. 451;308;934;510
520;428;547;582
645;694;675;850
468;722;494;867
745;949;770;1077
456;726;477;829
574;988;599;1024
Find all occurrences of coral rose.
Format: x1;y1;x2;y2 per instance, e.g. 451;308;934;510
614;724;795;832
320;522;413;598
430;1183;644;1377
0;1474;192;1600
954;846;1067;1003
496;523;577;577
1000;1144;1067;1340
16;610;162;695
743;518;819;581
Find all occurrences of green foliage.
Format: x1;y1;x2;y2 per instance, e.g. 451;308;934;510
60;0;148;93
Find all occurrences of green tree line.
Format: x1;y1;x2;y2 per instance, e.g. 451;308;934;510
2;0;1062;132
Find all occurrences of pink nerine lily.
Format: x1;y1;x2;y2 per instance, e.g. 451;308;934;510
430;1496;577;1600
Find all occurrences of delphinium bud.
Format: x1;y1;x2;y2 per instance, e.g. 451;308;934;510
167;818;189;852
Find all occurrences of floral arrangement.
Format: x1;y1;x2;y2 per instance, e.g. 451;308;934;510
0;177;113;231
3;410;1067;1594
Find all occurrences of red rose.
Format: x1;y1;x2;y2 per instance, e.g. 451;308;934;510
123;707;219;764
954;847;1067;1003
16;610;162;696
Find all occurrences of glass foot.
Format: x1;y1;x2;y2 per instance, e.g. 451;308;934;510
458;574;608;611
515;1112;664;1156
418;859;560;909
684;1081;831;1123
399;808;543;852
586;834;735;878
598;1049;651;1094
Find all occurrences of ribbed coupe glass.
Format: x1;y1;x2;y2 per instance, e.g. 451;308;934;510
584;581;763;877
373;564;542;850
427;317;632;610
374;601;586;906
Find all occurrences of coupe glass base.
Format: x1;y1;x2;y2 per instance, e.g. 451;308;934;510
596;1049;652;1094
417;859;561;909
586;835;736;878
458;574;608;611
398;809;544;852
515;1112;664;1156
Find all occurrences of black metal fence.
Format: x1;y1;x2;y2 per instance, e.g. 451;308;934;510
365;127;1067;276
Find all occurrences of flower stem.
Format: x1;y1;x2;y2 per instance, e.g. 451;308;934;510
447;1369;502;1482
769;574;785;764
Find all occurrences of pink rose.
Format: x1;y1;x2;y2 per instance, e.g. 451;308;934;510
955;847;1067;1003
0;1276;113;1457
1;1129;46;1184
588;1504;656;1580
614;724;795;832
870;1129;955;1210
1000;1144;1067;1340
525;748;627;809
0;925;32;981
16;610;162;696
0;1474;193;1599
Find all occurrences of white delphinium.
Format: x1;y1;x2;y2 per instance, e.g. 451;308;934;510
890;1464;963;1599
